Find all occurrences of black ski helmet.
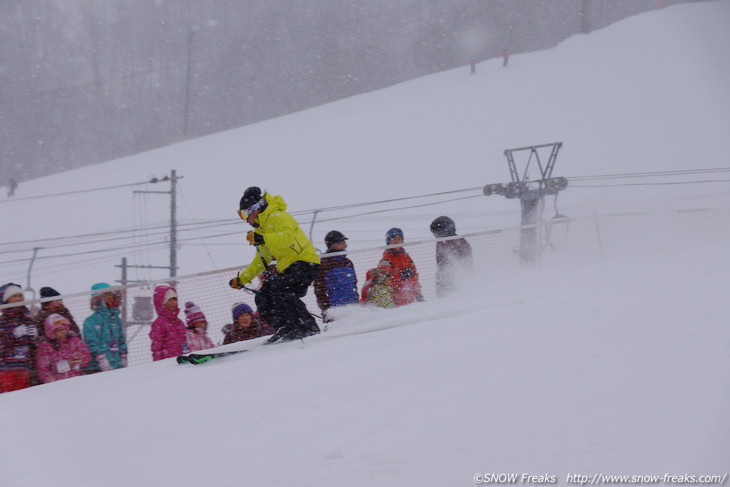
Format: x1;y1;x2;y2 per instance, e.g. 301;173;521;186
324;230;348;248
239;186;263;211
430;216;456;237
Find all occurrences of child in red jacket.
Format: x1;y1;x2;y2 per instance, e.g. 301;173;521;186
380;228;424;306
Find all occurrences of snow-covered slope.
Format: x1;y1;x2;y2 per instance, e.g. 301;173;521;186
2;224;729;486
1;2;729;486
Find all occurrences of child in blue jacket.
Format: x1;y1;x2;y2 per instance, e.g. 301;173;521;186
314;231;359;322
82;283;128;372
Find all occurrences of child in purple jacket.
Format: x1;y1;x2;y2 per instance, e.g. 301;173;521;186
36;313;91;383
149;285;189;361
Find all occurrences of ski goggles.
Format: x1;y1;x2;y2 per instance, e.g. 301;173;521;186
238;199;265;219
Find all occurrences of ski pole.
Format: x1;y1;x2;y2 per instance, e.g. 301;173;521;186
242;285;259;294
255;244;275;281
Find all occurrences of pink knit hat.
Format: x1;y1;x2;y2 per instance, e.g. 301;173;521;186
184;301;207;327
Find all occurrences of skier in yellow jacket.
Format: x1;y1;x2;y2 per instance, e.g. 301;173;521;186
229;187;321;343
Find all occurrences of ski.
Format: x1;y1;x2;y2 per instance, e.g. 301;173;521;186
176;349;247;365
176;332;311;365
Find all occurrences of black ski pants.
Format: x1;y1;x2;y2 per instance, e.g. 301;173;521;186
255;261;320;333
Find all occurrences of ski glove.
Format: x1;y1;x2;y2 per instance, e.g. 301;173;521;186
13;324;38;338
12;325;27;338
229;276;243;290
415;294;425;302
97;354;113;372
246;231;265;246
322;310;334;324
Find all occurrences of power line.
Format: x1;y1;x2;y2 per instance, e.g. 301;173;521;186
0;240;170;266
316;195;483;224
1;244;171;282
3;167;729;263
0;179;158;204
0;219;227;250
570;179;730;188
566;167;730;182
178;181;217;269
290;186;484;215
0;186;483;249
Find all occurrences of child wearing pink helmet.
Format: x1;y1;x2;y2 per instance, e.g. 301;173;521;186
36;313;91;383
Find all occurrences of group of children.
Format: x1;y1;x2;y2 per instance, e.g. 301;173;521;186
0;282;127;393
0;280;272;393
148;283;280;361
149;284;278;361
0;215;472;393
315;216;473;318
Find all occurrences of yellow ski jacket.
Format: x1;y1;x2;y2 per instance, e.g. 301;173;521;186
236;193;320;285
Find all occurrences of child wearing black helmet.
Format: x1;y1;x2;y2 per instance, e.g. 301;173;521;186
313;231;359;321
430;216;473;297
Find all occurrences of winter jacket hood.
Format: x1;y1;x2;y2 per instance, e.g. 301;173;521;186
153;285;180;320
149;285;188;361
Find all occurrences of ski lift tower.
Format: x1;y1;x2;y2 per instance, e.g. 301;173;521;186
483;142;568;264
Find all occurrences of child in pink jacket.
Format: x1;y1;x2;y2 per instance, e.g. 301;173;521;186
149;285;189;361
184;301;215;352
35;313;91;383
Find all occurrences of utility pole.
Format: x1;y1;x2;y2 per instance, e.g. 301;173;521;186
118;170;181;341
483;142;568;264
131;170;183;279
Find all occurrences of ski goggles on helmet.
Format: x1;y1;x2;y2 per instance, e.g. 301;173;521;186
238;199;265;220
